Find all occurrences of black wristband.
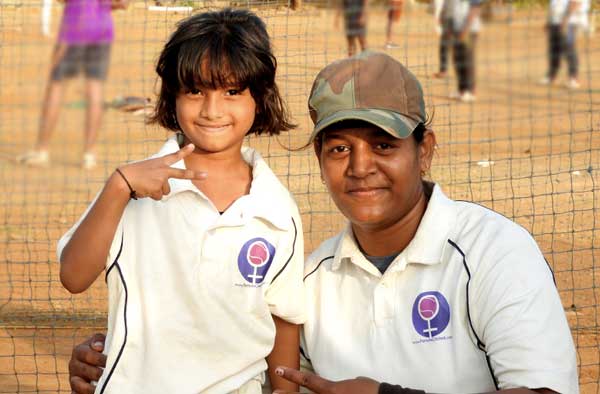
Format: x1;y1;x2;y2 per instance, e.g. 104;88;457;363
378;383;426;394
115;168;137;200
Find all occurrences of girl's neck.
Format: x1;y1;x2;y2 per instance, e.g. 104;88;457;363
182;142;253;213
184;147;248;174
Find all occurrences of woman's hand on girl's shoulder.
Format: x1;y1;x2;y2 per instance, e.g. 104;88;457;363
112;144;207;201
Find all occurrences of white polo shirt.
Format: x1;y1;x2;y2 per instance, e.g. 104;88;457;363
549;0;590;27
301;183;578;394
57;137;306;394
448;0;482;32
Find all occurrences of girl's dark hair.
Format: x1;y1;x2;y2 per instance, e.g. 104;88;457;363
148;8;295;135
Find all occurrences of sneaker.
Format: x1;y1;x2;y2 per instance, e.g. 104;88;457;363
539;76;557;86
16;150;49;167
82;152;97;170
449;91;462;100
566;78;580;89
459;91;476;102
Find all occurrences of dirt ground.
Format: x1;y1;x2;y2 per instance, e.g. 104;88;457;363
1;1;599;392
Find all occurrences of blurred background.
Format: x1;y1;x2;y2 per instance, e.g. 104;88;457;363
0;0;599;392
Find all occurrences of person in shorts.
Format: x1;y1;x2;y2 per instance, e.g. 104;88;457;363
336;0;368;56
17;0;127;169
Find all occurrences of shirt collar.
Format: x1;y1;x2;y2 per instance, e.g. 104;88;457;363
331;183;457;273
239;146;293;230
158;136;292;230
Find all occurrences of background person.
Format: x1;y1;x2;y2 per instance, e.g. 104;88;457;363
432;0;453;78
449;0;482;102
385;0;404;48
17;0;128;169
541;0;590;89
335;0;368;56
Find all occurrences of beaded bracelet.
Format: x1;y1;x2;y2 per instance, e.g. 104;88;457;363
115;168;138;200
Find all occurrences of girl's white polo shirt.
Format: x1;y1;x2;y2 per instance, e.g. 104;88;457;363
57;137;306;394
301;183;578;394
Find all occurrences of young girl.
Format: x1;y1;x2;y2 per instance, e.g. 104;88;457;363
58;9;305;394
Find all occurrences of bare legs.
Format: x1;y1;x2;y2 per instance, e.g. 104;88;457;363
36;80;64;152
20;77;103;168
346;36;367;57
84;79;104;155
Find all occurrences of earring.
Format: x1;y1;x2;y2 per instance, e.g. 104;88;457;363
176;132;185;147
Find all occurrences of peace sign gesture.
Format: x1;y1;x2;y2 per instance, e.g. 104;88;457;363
116;143;207;201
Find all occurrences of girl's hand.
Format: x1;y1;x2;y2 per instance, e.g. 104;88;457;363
115;144;207;201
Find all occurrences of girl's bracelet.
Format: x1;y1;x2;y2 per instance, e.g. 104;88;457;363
115;168;138;200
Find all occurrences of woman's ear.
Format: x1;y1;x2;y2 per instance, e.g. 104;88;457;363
419;128;437;174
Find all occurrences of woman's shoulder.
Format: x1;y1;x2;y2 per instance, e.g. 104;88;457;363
304;231;345;277
454;199;531;238
450;199;543;265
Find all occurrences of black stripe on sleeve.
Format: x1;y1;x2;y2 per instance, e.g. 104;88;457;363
447;239;499;390
299;345;311;363
99;262;129;393
105;230;124;282
271;217;298;284
303;255;334;282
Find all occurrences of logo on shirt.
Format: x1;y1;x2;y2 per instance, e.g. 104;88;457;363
412;291;450;339
237;238;275;286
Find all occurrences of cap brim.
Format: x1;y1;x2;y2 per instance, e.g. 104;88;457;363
309;109;420;143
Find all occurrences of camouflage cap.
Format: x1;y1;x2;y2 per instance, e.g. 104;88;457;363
308;51;426;142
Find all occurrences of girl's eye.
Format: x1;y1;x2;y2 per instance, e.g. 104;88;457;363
188;88;202;95
226;89;240;96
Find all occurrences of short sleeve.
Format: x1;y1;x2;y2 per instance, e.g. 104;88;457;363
470;227;578;393
56;192;124;269
263;203;306;325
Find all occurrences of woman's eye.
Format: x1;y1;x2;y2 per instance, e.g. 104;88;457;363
188;88;201;95
226;89;240;96
331;146;349;153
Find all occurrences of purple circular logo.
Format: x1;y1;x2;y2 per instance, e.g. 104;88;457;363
238;238;275;285
412;291;450;338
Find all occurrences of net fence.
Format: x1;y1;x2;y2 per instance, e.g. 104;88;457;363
0;0;599;392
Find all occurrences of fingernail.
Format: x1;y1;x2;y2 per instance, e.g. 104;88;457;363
187;143;195;149
275;367;284;376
